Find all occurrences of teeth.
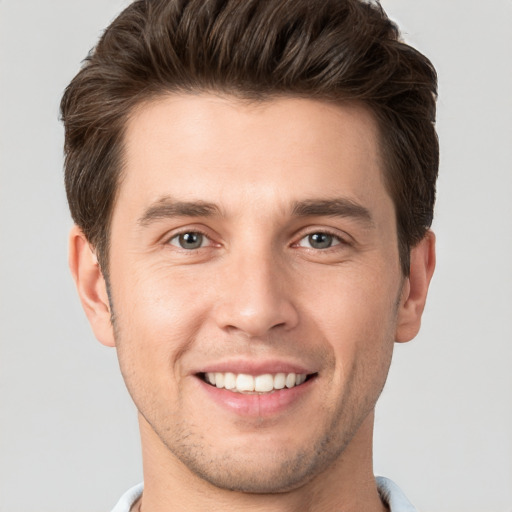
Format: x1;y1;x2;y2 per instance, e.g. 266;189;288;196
296;374;306;385
224;372;236;389
203;372;309;393
254;374;274;392
274;373;286;389
285;373;296;388
215;372;225;388
236;374;255;392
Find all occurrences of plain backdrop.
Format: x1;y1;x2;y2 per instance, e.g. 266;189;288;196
1;1;511;511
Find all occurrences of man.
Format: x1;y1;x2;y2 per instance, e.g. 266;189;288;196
61;0;437;510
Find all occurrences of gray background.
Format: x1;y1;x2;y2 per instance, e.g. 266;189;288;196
1;0;511;510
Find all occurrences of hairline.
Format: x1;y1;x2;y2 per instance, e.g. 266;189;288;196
96;89;410;279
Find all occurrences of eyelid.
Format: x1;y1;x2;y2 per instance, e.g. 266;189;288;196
297;233;341;249
292;226;353;248
163;225;219;249
168;232;208;249
160;224;352;250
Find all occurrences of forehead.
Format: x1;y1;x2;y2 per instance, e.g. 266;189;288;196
118;93;390;217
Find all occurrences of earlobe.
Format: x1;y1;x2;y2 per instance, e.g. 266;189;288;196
395;230;436;343
68;225;116;347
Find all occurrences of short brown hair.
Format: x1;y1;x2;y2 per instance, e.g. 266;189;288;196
61;0;438;276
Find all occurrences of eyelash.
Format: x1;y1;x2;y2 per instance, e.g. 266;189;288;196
293;229;350;251
165;228;350;252
166;228;215;251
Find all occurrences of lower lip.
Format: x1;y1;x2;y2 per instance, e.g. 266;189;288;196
196;377;315;417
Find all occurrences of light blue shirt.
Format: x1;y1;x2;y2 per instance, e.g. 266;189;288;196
111;477;418;511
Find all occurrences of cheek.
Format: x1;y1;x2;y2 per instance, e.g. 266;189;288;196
300;264;399;378
305;263;399;334
110;264;209;388
113;259;207;329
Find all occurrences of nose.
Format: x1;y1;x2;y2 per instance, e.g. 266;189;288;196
213;251;299;338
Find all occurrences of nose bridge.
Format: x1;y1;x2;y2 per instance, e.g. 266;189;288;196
214;243;298;337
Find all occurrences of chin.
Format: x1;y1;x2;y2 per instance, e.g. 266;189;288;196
184;455;319;494
168;432;347;494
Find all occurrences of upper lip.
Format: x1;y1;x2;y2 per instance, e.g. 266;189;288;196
192;358;317;376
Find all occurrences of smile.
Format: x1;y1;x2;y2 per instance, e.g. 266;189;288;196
201;372;312;394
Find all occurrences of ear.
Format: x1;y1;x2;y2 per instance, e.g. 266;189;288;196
395;230;436;343
68;225;116;347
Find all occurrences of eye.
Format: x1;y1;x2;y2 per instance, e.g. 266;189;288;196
168;232;208;250
298;232;341;249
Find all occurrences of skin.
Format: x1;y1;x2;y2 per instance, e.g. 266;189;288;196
70;94;435;512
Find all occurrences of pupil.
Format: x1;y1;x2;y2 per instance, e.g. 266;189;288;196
180;232;202;249
309;233;332;249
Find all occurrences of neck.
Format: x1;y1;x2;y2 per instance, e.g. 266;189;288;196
137;411;387;512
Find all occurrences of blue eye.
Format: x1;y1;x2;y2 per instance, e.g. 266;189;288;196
169;232;206;249
299;232;340;249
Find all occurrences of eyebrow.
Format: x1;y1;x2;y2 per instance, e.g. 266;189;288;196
138;197;221;226
137;196;374;228
292;198;375;227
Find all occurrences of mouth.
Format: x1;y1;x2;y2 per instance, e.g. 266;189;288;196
198;371;317;394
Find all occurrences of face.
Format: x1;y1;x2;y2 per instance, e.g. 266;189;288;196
105;95;405;492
